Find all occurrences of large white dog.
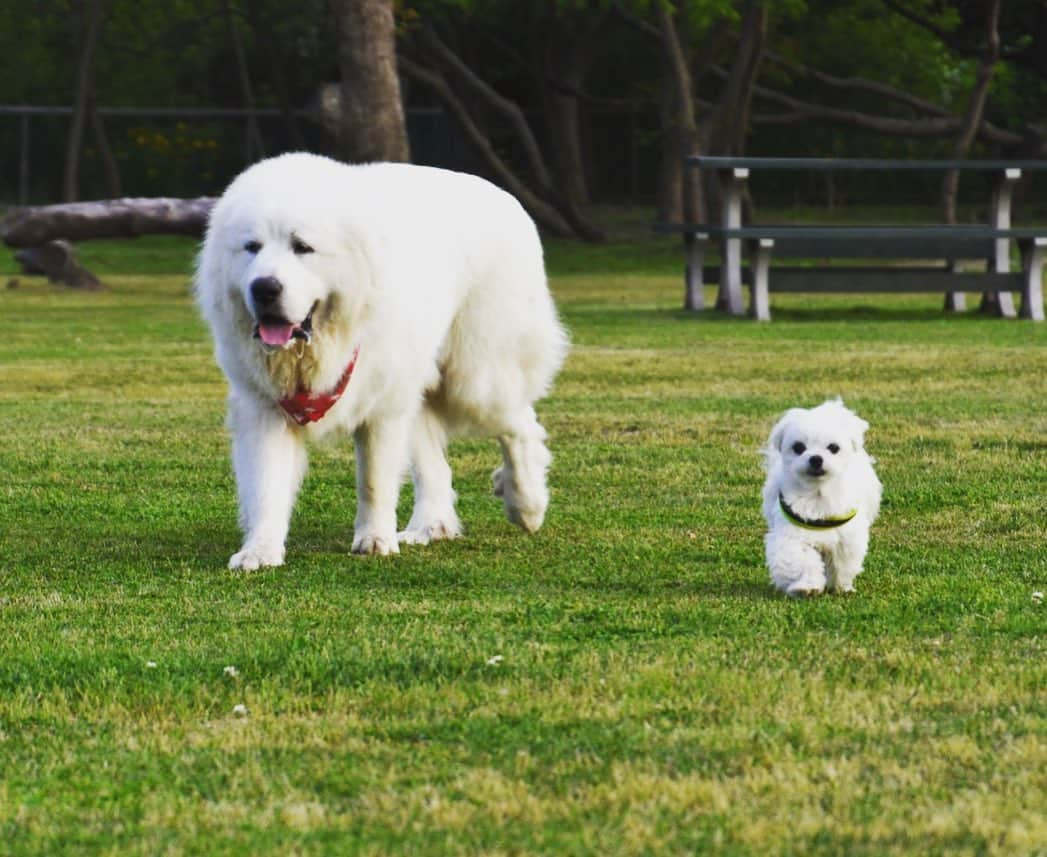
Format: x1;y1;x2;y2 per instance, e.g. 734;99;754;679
196;153;568;569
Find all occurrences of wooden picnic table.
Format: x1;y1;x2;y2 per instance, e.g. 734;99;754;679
664;156;1047;321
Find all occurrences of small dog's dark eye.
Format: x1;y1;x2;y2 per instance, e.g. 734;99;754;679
291;236;314;255
791;442;806;455
827;443;841;454
244;240;262;254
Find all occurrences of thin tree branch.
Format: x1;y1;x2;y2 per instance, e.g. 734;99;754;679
725;69;1025;147
763;50;951;118
881;0;961;50
419;26;555;191
397;55;574;238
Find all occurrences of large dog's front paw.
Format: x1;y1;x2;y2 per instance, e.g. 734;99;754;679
229;544;285;571
351;533;400;556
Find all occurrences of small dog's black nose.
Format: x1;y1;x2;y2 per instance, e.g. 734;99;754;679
250;276;282;306
808;455;823;469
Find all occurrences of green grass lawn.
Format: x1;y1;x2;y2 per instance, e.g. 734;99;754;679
1;235;1045;855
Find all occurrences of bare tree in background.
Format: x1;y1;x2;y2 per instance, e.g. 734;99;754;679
399;19;603;240
87;103;121;197
64;0;104;201
704;0;766;160
329;0;410;163
654;1;704;224
941;0;1002;225
224;0;266;163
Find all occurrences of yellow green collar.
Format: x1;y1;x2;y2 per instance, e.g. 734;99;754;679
779;494;857;530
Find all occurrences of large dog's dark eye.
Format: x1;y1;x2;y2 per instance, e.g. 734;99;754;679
827;443;841;454
291;236;314;255
791;442;806;455
244;240;262;254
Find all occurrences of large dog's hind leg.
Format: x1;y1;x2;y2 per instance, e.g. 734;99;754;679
352;416;411;555
493;407;551;533
228;398;307;571
400;404;461;546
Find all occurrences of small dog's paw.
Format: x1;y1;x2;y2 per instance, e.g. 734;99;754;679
229;544;284;571
398;519;462;546
491;466;506;497
784;577;826;598
351;533;400;556
786;585;825;598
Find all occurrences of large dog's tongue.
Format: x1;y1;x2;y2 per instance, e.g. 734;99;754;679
258;322;295;347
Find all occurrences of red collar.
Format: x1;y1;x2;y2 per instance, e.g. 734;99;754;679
278;348;359;426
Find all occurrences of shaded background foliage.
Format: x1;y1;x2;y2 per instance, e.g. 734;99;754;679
1;0;1045;223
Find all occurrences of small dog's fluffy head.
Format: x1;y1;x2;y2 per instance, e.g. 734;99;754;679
765;398;869;489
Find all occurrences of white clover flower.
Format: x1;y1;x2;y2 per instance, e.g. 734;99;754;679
233;703;248;717
145;661;157;669
223;665;240;677
486;655;504;666
1033;591;1044;604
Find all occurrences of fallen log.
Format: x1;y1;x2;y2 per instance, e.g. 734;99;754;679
2;196;215;248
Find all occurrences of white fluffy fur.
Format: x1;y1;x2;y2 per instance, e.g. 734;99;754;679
762;399;882;597
196;153;568;568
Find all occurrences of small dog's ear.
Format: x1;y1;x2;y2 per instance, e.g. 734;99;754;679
767;408;805;453
848;413;870;451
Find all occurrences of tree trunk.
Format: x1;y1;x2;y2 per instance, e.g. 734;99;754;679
655;1;704;224
721;0;767;156
702;2;766;226
224;0;266;163
64;0;104;202
537;11;608;210
942;0;1002;224
656;79;686;223
330;0;410;163
269;45;307;151
545;68;589;207
89;96;122;197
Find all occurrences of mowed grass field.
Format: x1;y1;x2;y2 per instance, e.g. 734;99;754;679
0;233;1045;856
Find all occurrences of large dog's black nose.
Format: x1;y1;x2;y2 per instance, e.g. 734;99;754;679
250;276;282;307
808;454;823;470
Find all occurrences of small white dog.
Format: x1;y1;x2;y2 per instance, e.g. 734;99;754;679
196;153;567;569
762;399;882;597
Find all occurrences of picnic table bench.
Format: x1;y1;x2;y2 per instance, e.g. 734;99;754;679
658;157;1047;321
